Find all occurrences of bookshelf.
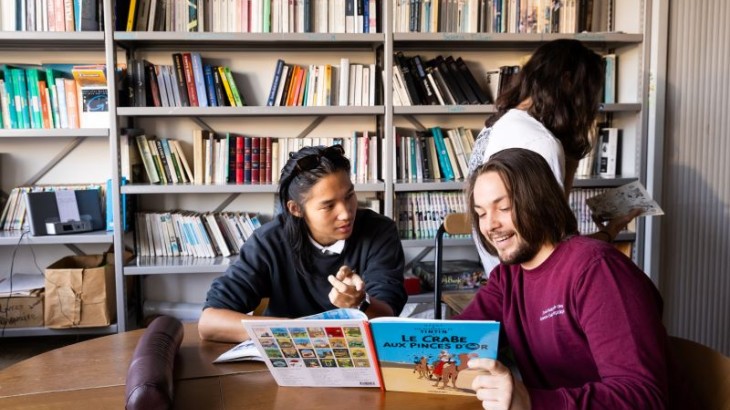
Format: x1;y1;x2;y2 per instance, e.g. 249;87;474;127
0;0;660;334
0;27;116;336
105;1;652;331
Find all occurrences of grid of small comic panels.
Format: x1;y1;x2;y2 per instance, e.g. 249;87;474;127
251;325;372;369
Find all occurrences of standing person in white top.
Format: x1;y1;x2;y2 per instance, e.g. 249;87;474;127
469;39;639;274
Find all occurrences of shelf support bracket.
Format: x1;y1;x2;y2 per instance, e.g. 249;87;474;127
191;117;216;133
214;194;240;213
63;244;85;256
24;137;86;186
403;115;428;132
296;116;326;140
404;246;434;273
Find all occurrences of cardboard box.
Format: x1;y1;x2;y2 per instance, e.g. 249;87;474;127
44;253;117;328
0;289;44;328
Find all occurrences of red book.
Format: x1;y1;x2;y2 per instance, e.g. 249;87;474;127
251;137;261;184
243;136;252;183
265;137;272;184
235;135;244;184
182;53;199;107
259;137;268;183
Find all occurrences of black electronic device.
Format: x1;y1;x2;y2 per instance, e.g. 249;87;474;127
25;189;104;236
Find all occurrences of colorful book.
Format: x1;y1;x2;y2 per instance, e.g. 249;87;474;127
236;308;499;394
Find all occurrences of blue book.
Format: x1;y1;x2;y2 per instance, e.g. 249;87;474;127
203;64;218;107
430;127;455;180
190;53;208;107
266;59;285;107
106;178;129;232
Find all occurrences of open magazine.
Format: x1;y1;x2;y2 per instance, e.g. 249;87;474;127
586;180;664;220
225;308;500;395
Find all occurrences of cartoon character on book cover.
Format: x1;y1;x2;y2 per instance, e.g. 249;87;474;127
370;320;499;395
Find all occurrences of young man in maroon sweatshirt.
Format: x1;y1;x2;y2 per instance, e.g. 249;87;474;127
458;148;669;410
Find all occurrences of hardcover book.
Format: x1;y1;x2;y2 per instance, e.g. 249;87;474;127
236;308;500;395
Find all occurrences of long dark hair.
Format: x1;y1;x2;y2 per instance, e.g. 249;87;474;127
278;145;351;276
466;148;578;255
487;39;604;160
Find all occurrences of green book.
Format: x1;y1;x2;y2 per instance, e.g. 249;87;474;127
222;67;245;107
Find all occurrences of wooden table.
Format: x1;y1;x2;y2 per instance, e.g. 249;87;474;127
442;291;477;317
0;323;482;409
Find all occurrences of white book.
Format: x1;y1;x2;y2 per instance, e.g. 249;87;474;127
333;0;346;32
392;65;412;106
361;66;370;107
338;58;350;106
296;0;304;32
229;0;238;33
315;0;328;33
353;64;363;106
206;213;231;257
368;63;376;106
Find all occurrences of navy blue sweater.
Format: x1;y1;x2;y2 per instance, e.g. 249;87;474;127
204;209;407;318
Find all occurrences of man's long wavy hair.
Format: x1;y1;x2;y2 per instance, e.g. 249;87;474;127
487;39;604;160
466;148;579;256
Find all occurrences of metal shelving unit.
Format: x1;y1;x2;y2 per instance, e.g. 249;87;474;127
0;29;116;338
98;1;651;331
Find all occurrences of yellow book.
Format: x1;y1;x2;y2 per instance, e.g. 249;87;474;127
217;67;236;106
126;0;138;32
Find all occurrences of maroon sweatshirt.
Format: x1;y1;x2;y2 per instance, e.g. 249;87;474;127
458;236;668;409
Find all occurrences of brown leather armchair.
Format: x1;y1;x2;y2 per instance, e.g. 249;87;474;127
125;315;184;410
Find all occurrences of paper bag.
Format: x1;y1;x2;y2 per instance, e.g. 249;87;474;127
44;253;116;328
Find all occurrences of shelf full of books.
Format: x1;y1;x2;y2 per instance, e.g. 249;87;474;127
0;64;110;130
123;130;385;188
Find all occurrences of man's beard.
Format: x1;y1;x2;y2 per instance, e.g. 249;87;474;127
497;236;541;266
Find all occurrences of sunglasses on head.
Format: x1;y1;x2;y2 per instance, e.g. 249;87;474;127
291;145;346;174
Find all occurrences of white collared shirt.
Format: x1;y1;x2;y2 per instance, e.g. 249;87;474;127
309;236;345;255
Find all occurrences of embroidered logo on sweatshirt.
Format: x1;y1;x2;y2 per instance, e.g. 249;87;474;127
539;304;565;321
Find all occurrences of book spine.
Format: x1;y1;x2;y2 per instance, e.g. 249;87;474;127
267;59;285;106
212;67;226;106
172;53;190;106
250;137;261;183
430;126;455;179
190;52;208;107
182;53;199;106
265;136;272;184
235;135;244;184
146;63;162;107
64;78;80;128
203;64;218;107
153;138;173;183
217;66;236;106
223;66;244;106
135;135;161;183
243;136;252;183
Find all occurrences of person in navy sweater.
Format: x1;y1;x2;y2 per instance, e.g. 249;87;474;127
199;145;407;342
459;148;669;410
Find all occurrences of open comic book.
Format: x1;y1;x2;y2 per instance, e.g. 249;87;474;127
586;180;665;220
235;308;500;395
